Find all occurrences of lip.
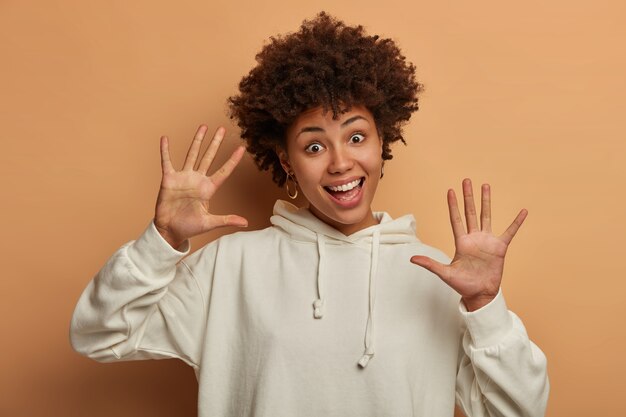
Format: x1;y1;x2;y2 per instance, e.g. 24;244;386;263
323;176;364;188
324;178;365;209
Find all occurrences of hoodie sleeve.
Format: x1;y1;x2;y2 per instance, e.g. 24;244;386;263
455;289;550;417
69;220;217;370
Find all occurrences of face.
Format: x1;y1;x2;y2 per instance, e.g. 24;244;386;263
280;105;384;235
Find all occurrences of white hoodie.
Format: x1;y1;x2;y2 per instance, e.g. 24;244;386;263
70;200;549;417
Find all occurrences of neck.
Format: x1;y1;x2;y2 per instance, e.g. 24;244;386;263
308;206;379;236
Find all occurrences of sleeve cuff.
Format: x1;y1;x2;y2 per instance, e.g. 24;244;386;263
125;220;191;276
459;288;514;349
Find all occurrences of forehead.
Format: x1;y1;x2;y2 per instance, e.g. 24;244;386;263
289;105;374;130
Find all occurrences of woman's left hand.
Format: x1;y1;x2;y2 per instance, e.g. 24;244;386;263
410;178;527;311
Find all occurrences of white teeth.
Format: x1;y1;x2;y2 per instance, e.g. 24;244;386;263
327;179;361;192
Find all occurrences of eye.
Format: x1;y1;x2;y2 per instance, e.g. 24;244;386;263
349;133;365;144
305;142;325;153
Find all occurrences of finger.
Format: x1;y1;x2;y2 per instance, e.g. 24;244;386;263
197;127;226;175
500;209;528;245
206;214;249;230
209;145;246;189
447;189;465;240
182;125;208;171
463;178;479;233
480;183;492;233
410;255;452;285
160;136;175;175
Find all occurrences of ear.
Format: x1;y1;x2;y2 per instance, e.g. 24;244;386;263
276;146;292;174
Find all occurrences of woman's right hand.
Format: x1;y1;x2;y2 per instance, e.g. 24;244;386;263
154;125;248;249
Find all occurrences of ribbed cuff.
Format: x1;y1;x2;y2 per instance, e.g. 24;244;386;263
459;288;513;349
125;220;191;276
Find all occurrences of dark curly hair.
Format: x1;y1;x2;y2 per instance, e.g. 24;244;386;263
228;11;422;186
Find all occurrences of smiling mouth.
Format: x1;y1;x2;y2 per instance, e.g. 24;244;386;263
323;178;364;201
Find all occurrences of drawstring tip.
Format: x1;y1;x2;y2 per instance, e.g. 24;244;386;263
313;299;324;319
358;353;374;368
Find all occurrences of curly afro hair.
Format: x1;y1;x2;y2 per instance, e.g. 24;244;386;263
228;11;422;186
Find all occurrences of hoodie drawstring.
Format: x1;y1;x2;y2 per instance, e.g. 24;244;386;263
358;230;380;368
313;233;326;319
312;229;381;368
271;200;418;371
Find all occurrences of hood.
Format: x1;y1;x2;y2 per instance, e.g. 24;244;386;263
270;200;419;244
270;200;419;368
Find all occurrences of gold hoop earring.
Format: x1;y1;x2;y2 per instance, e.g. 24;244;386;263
380;163;385;179
286;173;298;199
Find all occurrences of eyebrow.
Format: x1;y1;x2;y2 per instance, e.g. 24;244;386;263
295;115;368;138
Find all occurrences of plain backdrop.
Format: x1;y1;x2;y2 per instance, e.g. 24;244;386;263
1;1;625;416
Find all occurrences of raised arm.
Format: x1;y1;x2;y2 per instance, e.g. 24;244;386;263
70;125;246;368
411;179;549;417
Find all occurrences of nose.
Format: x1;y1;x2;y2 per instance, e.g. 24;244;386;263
327;145;354;174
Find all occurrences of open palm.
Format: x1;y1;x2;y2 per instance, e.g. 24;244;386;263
411;179;527;311
154;125;248;248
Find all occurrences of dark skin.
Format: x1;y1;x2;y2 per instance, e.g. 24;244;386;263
154;124;528;312
154;125;248;250
410;179;528;311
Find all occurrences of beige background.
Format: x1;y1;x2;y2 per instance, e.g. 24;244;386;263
1;1;624;416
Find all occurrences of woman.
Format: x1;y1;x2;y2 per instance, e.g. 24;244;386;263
70;12;549;417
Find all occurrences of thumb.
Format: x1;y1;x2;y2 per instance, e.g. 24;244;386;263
206;214;249;230
410;255;451;283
